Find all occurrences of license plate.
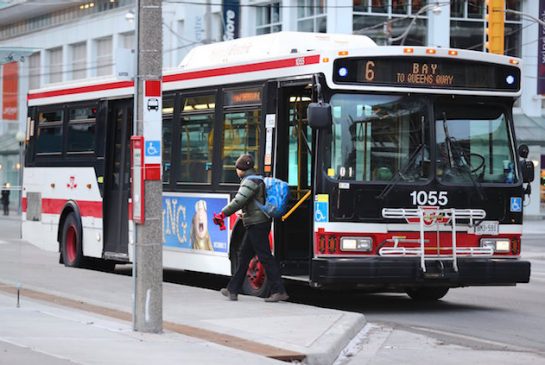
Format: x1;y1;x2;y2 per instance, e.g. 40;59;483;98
474;221;499;235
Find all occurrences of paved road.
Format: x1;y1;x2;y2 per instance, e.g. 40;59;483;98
2;217;544;359
287;234;545;356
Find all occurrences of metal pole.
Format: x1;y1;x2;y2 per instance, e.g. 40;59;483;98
133;0;163;333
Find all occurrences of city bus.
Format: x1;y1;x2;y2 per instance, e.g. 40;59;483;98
22;32;532;301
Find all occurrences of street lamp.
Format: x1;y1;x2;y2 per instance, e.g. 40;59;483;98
389;2;443;46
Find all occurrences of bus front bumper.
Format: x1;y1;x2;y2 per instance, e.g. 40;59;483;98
310;257;531;288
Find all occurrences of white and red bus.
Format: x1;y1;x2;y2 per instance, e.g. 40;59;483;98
23;32;531;300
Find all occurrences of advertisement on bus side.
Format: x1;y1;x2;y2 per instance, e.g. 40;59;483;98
162;192;230;253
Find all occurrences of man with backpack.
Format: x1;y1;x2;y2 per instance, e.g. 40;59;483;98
213;154;289;303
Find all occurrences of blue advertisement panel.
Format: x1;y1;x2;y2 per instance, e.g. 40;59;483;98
222;0;240;41
163;193;230;253
537;0;545;95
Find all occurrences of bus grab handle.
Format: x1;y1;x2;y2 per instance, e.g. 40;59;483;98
281;190;312;222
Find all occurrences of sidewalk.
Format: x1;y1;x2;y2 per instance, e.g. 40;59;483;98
0;240;365;365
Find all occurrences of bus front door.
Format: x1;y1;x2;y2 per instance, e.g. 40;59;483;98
103;100;132;260
274;85;313;276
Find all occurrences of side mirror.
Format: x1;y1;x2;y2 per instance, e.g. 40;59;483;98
520;160;535;183
307;102;332;129
518;144;529;159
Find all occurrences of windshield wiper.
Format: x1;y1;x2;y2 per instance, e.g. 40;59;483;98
377;142;425;200
442;114;486;201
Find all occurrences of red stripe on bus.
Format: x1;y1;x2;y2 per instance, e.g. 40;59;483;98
28;81;134;100
163;55;321;83
28;55;320;101
21;198;102;218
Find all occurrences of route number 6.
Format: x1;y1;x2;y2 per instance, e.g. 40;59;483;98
410;191;448;206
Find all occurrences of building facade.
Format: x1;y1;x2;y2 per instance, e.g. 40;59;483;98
0;0;543;213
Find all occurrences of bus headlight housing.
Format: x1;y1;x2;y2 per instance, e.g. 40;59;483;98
340;237;372;252
480;238;511;253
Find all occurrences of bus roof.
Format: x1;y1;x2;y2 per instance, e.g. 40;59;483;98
28;33;522;106
177;32;377;69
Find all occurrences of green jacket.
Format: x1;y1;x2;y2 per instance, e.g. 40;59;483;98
221;169;270;227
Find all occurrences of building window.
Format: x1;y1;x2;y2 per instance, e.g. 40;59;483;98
29;52;41;90
297;0;326;33
256;2;282;35
121;32;135;50
353;0;427;46
96;36;112;76
71;42;87;80
450;0;522;57
48;47;63;83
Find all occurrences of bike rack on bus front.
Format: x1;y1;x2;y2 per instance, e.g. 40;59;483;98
381;208;493;273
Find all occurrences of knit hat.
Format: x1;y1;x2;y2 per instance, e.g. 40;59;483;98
235;154;254;171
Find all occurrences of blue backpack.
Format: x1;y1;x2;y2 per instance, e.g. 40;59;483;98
245;175;289;218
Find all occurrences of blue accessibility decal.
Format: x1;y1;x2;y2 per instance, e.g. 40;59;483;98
510;197;522;212
314;201;328;222
145;141;161;157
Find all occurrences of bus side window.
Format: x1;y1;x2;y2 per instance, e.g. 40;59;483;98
67;105;97;154
162;95;174;184
221;87;262;184
36;108;64;155
178;94;215;184
221;109;260;183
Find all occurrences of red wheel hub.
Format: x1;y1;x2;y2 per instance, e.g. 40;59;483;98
246;257;266;290
66;225;77;263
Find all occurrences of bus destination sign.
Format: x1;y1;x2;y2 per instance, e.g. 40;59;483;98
333;57;520;92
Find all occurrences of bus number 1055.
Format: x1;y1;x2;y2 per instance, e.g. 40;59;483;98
410;191;448;206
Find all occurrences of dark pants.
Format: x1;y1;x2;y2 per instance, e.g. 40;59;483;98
2;203;7;215
227;221;285;295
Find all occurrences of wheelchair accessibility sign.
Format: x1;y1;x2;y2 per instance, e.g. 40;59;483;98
314;194;329;222
145;141;161;157
510;197;522;212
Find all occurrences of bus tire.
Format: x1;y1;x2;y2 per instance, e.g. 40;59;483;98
61;213;84;268
241;256;270;298
406;287;449;301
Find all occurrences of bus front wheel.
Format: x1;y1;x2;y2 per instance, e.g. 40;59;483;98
61;213;84;268
406;287;449;301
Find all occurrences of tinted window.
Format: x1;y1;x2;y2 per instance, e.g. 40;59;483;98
36;109;63;154
178;94;215;184
67;106;96;153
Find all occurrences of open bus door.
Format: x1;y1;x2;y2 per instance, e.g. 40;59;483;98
270;80;314;277
103;99;132;261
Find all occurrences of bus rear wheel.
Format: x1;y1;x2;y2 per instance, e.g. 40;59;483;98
241;257;270;298
61;213;84;268
406;287;449;301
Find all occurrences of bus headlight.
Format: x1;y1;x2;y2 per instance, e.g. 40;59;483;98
340;237;372;252
480;238;511;253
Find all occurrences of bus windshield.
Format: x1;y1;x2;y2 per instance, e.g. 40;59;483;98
435;103;517;184
329;94;430;183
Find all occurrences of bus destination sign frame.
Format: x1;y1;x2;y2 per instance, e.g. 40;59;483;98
333;57;521;92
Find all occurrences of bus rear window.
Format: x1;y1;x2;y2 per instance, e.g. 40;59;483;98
36;110;63;155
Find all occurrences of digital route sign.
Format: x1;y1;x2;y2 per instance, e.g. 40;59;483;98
333;57;520;92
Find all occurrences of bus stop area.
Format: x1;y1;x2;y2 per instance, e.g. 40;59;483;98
0;231;365;365
1;216;545;365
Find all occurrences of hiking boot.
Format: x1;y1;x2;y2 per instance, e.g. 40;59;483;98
220;288;238;301
264;292;289;302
